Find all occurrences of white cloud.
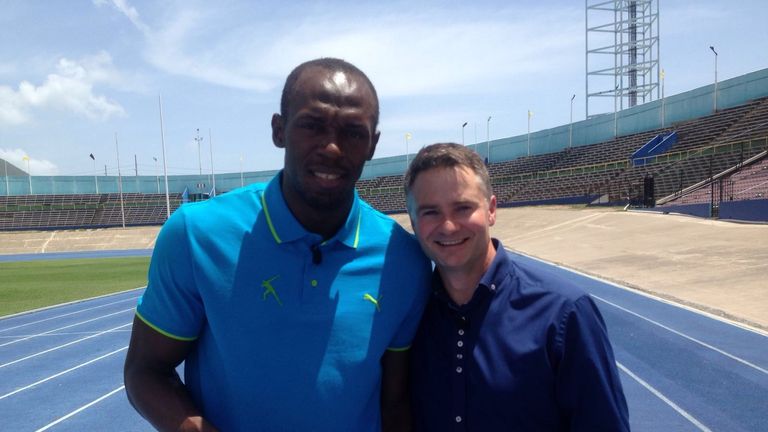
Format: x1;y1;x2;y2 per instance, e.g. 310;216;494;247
0;148;58;175
102;1;583;96
0;52;126;125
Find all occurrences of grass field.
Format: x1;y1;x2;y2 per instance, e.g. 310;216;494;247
0;257;150;317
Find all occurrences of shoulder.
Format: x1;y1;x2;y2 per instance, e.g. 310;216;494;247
170;183;267;230
359;202;419;245
504;250;590;304
358;201;430;268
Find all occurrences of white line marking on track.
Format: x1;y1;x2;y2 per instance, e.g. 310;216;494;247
617;361;713;432
0;308;135;347
0;346;127;400
0;322;132;369
594;295;768;375
506;213;604;242
40;232;56;253
0;296;139;334
34;385;126;432
0;329;133;339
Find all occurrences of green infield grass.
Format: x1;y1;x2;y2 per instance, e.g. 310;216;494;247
0;257;150;317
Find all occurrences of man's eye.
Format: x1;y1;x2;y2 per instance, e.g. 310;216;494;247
299;122;322;132
344;129;367;140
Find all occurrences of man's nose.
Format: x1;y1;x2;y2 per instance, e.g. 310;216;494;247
439;216;460;233
318;130;342;157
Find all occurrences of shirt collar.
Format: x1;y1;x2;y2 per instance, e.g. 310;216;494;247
431;238;511;311
261;171;362;249
478;238;512;292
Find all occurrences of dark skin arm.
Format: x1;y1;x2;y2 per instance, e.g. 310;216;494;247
380;349;413;432
124;316;218;432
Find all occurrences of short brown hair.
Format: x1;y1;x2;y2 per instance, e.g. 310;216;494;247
404;143;493;199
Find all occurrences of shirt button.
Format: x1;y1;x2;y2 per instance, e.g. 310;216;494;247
456;366;463;373
311;280;318;287
455;416;462;423
457;354;463;360
491;283;496;291
458;329;465;336
457;341;463;347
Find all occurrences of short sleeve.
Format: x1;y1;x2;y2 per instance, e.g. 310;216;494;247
136;207;205;341
555;295;630;431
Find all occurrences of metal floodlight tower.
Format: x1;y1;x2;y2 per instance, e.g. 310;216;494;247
586;0;660;118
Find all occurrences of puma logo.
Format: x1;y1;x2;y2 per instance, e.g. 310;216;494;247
261;275;282;306
363;293;382;312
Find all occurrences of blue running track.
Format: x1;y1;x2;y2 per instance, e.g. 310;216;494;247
0;250;766;431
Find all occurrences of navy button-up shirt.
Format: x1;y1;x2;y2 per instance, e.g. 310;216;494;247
411;239;629;431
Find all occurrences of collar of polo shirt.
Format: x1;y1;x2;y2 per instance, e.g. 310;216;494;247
260;171;362;249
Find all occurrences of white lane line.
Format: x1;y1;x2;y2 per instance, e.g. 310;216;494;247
593;294;768;375
617;361;712;432
40;231;56;253
35;385;126;432
0;308;135;347
0;322;132;369
0;346;127;400
0;295;139;334
506;213;604;242
0;329;133;339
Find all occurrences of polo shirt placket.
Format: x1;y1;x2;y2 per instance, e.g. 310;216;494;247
453;313;467;430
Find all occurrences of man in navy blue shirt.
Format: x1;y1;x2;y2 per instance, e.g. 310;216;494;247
405;143;629;431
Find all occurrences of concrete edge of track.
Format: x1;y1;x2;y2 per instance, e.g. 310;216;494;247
505;247;768;338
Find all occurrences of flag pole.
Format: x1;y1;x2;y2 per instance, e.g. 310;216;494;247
209;128;216;197
115;133;126;228
159;95;171;219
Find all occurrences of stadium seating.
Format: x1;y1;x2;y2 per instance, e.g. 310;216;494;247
354;96;768;213
2;96;768;230
0;193;182;230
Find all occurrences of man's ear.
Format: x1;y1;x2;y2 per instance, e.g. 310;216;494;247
367;130;380;160
488;195;497;227
272;113;285;149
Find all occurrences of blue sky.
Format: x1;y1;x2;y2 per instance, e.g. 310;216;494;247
1;0;766;176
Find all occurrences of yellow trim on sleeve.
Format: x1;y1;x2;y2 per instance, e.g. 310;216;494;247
135;311;197;342
261;191;282;244
386;345;411;352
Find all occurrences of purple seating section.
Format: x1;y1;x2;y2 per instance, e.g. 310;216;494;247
659;156;768;206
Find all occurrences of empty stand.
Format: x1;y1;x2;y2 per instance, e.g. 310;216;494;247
0;193;182;230
3;96;768;227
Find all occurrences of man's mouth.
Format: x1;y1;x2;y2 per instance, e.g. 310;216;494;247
436;238;467;247
313;171;341;181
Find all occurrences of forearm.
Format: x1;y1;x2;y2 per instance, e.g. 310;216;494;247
380;349;413;432
381;397;412;432
125;367;217;432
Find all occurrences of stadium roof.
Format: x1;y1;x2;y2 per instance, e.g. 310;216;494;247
1;159;26;176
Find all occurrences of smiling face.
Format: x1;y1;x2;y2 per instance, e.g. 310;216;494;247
408;165;497;280
272;65;379;230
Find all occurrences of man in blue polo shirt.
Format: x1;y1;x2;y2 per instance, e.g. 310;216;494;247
405;143;628;431
124;58;431;432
